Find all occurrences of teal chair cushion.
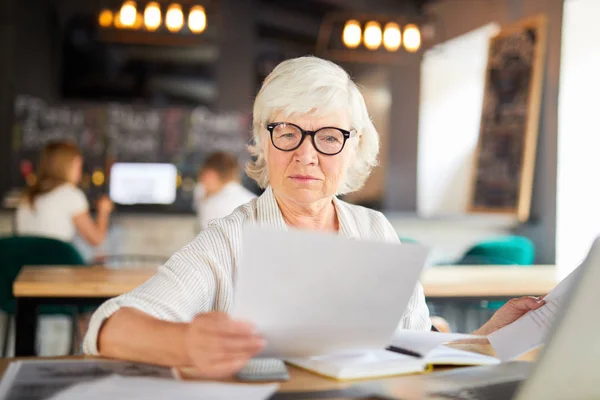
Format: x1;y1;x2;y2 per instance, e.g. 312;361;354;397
459;236;535;265
0;236;86;315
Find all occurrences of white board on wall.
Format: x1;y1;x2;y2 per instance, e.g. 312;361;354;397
417;23;500;217
556;0;600;279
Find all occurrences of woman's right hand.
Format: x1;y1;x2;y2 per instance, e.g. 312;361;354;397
183;312;266;378
96;195;114;215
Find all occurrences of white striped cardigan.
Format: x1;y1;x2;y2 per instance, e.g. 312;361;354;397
83;186;431;355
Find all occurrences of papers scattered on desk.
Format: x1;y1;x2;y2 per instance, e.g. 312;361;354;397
48;375;279;400
488;265;582;360
232;226;429;358
0;359;174;400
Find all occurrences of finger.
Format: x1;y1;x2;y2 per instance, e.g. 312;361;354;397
199;316;257;337
512;296;545;311
219;335;266;353
190;334;265;362
212;349;263;364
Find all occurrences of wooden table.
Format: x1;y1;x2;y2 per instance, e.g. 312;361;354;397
12;265;557;357
0;344;539;399
421;265;557;300
12;266;157;357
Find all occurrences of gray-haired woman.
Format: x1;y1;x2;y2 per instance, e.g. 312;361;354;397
83;56;543;378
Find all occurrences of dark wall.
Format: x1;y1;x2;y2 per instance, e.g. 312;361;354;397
14;0;61;101
216;0;256;115
0;0;16;202
0;0;61;201
0;0;15;199
384;56;422;211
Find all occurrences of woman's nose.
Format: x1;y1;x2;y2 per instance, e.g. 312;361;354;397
293;134;319;165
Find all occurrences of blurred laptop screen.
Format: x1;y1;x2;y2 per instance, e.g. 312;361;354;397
109;163;177;205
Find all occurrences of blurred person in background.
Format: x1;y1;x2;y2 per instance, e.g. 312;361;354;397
17;141;114;247
193;151;256;231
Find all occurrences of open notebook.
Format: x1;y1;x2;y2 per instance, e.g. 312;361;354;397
286;346;499;380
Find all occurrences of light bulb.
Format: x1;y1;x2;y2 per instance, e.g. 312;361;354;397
119;1;137;27
383;22;401;52
188;5;207;33
403;24;421;53
165;3;184;32
92;170;105;186
144;2;161;31
342;20;361;49
363;21;382;50
98;9;113;28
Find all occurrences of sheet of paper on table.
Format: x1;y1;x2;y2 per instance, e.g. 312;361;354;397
0;359;174;400
48;375;279;400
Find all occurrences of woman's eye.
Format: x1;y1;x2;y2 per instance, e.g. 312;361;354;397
321;136;339;143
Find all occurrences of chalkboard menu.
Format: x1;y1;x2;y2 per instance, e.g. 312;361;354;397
469;16;547;222
11;95;250;212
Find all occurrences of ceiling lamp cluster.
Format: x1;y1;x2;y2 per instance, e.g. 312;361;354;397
98;1;207;34
342;19;421;52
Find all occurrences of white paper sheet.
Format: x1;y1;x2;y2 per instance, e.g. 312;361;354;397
390;330;485;356
488;265;582;360
48;375;279;400
231;226;429;358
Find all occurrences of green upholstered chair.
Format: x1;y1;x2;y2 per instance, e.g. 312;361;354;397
0;236;86;356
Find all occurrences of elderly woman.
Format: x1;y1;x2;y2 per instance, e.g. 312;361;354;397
83;56;543;378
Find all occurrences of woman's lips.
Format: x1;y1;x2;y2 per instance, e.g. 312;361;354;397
289;175;319;182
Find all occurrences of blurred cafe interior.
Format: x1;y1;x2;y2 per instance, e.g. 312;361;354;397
0;0;598;360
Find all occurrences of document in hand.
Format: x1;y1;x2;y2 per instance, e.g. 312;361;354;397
231;226;429;358
488;264;582;360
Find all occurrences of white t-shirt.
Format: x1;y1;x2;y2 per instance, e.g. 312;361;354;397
16;183;89;242
195;182;256;230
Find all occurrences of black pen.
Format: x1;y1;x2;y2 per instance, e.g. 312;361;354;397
385;345;423;358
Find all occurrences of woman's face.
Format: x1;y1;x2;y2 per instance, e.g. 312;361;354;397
266;110;356;206
68;156;83;184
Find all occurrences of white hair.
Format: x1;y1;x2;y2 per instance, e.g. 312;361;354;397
246;56;380;195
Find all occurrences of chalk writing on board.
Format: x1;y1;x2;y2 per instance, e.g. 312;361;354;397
11;95;250;212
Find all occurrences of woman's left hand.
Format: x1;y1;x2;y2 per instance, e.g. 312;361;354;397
473;296;546;336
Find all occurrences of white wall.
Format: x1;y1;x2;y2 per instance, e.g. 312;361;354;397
556;0;600;278
417;23;500;216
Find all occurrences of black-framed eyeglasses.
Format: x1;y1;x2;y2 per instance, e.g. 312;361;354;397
266;122;356;156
